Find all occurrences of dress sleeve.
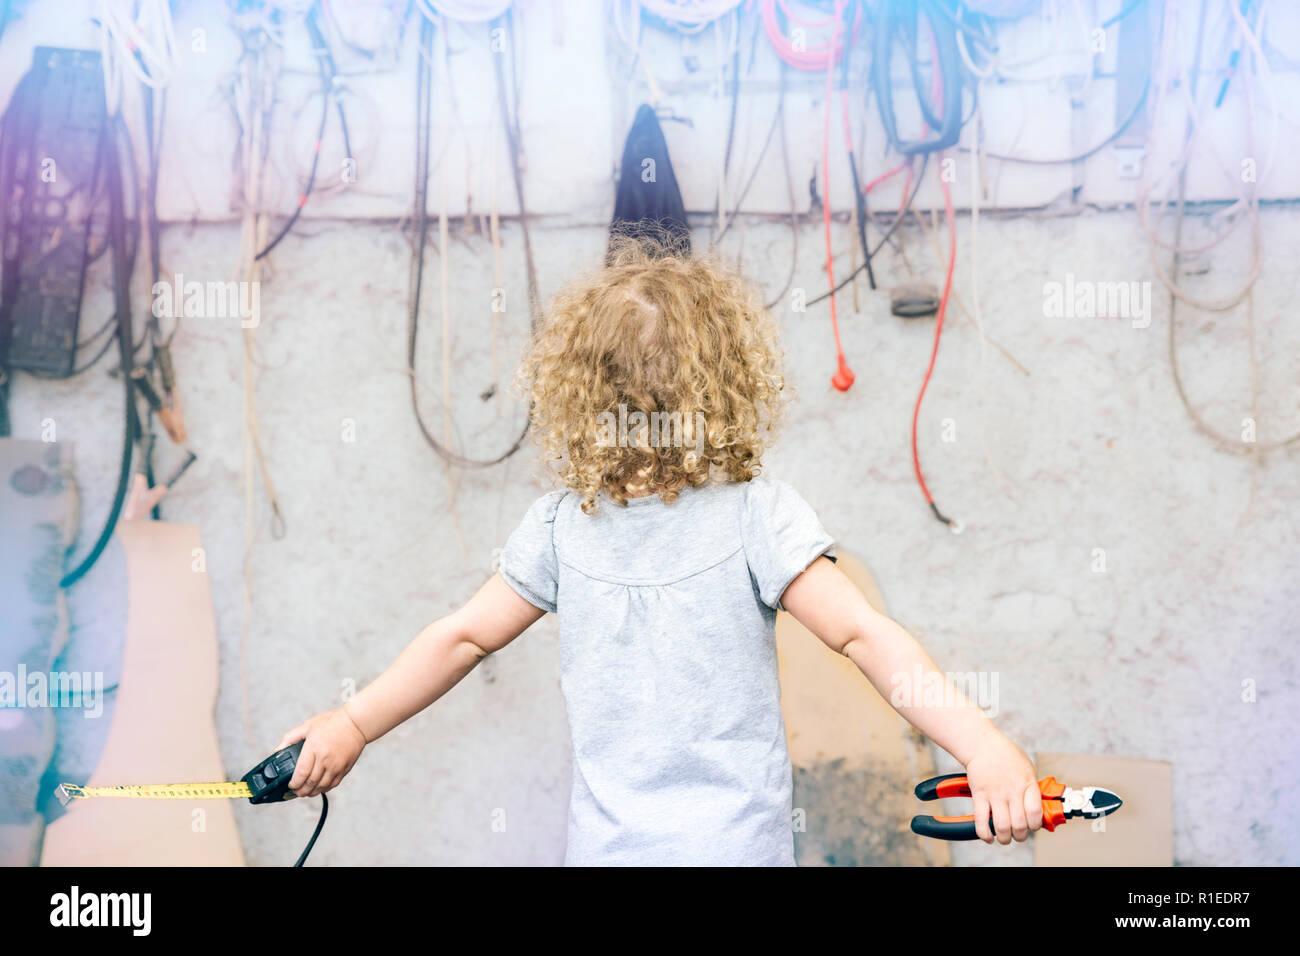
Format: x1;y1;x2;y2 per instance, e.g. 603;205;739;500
741;478;837;610
498;492;565;613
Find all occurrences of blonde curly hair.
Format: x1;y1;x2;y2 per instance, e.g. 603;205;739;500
518;236;786;514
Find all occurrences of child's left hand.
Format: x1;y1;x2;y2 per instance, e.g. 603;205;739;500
962;730;1043;845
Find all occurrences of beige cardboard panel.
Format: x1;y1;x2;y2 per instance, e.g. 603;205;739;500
41;523;245;867
1035;753;1172;867
777;551;948;866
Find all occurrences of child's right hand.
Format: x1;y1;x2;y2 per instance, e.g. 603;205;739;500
962;729;1043;845
278;707;367;798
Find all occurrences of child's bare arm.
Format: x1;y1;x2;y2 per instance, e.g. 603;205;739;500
279;573;545;797
781;556;1042;845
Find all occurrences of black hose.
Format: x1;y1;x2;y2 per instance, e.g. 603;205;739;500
60;118;139;590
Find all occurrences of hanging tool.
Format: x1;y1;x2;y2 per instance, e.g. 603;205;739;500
910;772;1123;841
56;741;327;866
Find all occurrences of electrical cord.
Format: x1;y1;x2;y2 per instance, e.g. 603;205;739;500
1150;0;1298;454
838;0;876;292
971;77;1152;165
806;154;928;308
760;0;854;71
819;0;854;391
910;157;957;528
255;4;347;261
872;0;963;155
406;12;534;468
61;116;141;589
293;793;328;866
710;60;801;311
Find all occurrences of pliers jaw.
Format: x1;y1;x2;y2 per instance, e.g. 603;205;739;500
909;773;1123;841
1061;785;1124;822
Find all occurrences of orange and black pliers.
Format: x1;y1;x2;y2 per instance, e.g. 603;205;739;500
910;773;1123;841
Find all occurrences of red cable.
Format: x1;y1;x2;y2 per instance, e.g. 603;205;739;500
862;162;906;195
910;160;956;523
820;0;853;391
905;8;958;525
760;0;850;71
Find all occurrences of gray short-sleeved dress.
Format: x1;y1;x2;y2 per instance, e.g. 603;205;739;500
498;477;835;866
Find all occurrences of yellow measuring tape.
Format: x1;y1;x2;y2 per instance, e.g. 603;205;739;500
57;741;303;806
55;743;328;866
58;781;252;801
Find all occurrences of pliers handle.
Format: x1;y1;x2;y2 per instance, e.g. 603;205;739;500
910;772;1068;841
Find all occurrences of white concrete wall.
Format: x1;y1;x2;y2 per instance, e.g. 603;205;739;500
3;0;1298;864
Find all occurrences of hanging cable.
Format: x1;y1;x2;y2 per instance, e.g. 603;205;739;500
96;0;178;115
61;116;142;587
806;155;926;309
756;0;861;389
817;0;853;391
872;0;963;155
838;2;876;292
910;157;957;528
1149;0;1298;454
255;4;349;261
760;0;852;71
406;12;535;468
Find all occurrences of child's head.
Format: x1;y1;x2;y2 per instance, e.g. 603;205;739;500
520;235;785;513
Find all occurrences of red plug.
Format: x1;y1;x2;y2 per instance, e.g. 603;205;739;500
831;356;855;392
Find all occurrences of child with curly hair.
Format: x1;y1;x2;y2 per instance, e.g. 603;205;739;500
281;239;1043;866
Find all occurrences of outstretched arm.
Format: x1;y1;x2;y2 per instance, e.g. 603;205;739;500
781;556;1042;845
279;573;545;797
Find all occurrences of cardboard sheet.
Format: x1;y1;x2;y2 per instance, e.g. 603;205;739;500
1034;753;1173;866
40;522;245;866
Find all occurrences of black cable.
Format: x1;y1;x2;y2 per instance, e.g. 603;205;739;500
254;5;338;261
66;325;120;375
293;793;328;867
140;76;165;518
969;76;1152;165
142;83;163;343
873;0;963;155
307;4;354;161
807;154;928;308
406;13;532;469
764;61;800;311
839;0;877;291
715;20;742;242
711;93;783;246
498;8;540;325
60;116;140;590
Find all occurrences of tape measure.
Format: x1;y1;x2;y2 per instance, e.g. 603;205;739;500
57;741;328;866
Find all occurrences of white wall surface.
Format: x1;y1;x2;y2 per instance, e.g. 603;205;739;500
2;0;1298;864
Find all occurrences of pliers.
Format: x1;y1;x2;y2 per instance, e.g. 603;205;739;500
910;773;1123;841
